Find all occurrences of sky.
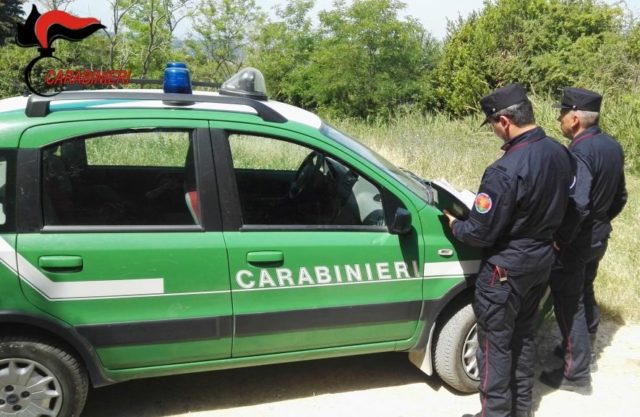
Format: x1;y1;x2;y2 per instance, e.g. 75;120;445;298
23;0;640;40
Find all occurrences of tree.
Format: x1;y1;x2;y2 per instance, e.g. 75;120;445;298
186;0;266;83
305;0;439;118
55;29;112;72
105;0;136;70
128;0;170;78
626;20;640;84
162;0;193;34
434;0;628;115
0;0;24;46
0;43;32;96
247;0;317;105
123;0;189;79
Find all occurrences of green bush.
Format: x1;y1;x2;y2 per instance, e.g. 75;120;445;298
434;0;631;115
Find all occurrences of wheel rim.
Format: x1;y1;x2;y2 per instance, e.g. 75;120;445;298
462;323;480;381
0;358;63;416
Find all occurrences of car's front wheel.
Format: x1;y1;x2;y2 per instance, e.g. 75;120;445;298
434;303;480;393
0;335;88;417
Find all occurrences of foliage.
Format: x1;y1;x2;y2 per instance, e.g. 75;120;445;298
307;0;439;119
186;0;266;83
104;0;137;70
434;0;629;115
247;0;317;105
121;0;173;79
0;31;116;97
0;0;638;170
626;20;640;82
0;0;24;46
0;43;32;96
250;0;440;119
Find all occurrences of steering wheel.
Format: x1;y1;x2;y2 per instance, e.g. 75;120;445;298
289;151;325;199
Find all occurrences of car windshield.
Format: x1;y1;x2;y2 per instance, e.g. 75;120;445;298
321;123;430;203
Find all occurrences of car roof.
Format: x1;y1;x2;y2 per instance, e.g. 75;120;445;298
0;89;323;129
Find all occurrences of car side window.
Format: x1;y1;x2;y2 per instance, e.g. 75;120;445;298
41;129;200;226
228;134;385;227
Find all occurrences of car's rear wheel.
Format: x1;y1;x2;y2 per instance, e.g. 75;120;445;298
434;303;480;393
0;336;88;417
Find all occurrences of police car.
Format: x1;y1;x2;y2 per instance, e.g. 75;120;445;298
0;64;483;416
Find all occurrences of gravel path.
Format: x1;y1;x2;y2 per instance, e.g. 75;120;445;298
83;319;640;417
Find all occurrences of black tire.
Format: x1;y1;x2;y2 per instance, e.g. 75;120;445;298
0;335;88;417
434;303;480;393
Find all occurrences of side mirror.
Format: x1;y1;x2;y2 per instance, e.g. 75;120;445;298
389;208;412;235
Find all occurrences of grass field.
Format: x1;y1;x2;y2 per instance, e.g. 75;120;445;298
328;104;639;324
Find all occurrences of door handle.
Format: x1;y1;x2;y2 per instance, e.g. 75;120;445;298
246;251;284;265
38;256;83;272
437;249;454;257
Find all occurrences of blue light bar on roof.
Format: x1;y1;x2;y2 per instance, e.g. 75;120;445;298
163;62;192;94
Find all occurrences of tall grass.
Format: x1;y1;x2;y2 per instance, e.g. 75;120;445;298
327;100;640;323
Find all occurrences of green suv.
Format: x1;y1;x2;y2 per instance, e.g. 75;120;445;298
0;67;482;416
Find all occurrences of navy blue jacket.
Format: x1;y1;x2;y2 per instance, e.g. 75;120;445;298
566;126;627;244
452;127;574;272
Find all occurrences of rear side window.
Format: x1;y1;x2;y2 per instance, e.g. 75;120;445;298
41;130;200;226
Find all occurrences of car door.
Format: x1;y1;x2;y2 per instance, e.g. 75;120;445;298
211;126;425;357
15;119;232;369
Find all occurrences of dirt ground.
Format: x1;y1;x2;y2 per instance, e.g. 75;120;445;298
82;319;640;417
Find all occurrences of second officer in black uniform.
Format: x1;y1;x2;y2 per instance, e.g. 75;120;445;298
444;84;574;417
540;87;627;394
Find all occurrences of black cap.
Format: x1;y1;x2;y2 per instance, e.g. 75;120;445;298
480;83;529;126
553;87;602;112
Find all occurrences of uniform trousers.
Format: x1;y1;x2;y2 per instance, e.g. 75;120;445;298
549;242;591;380
584;239;608;335
549;237;608;379
473;261;550;417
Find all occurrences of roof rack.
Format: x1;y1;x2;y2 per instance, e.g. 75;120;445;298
25;91;288;123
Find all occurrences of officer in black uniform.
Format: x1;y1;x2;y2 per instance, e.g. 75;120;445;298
444;84;574;417
539;87;627;393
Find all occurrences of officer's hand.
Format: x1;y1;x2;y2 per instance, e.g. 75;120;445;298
553;241;561;251
443;210;459;229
